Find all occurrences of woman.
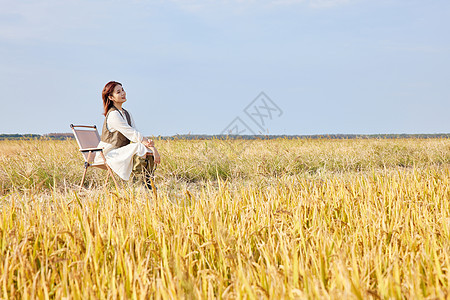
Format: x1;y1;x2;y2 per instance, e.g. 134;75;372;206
95;81;161;188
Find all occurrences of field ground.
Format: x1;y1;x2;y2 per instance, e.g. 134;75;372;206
0;138;450;299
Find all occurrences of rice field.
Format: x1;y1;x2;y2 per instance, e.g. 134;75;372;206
0;138;449;299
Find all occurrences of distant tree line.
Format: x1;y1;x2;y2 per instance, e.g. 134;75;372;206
0;133;74;140
0;133;449;141
163;133;450;140
44;133;75;140
0;134;42;140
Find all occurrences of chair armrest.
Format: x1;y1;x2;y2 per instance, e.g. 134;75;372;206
80;147;104;152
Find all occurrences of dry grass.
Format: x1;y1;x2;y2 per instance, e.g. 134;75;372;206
0;138;449;298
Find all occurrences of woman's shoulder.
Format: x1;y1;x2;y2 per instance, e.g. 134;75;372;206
107;109;125;119
107;108;134;127
106;110;126;127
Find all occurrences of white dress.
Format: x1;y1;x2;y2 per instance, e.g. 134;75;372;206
94;109;152;180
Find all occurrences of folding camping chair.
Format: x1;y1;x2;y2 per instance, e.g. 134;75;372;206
70;124;119;190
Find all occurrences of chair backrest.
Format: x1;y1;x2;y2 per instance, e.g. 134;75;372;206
70;124;101;162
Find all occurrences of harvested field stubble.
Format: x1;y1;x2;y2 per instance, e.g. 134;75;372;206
0;138;449;298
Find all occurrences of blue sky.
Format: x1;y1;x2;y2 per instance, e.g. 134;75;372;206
1;0;449;136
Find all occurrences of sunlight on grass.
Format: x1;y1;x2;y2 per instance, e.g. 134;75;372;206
0;138;449;298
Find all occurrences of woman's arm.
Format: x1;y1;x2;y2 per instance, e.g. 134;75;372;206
148;146;161;164
107;110;145;143
108;111;160;164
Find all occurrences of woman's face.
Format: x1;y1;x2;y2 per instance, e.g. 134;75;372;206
109;84;127;105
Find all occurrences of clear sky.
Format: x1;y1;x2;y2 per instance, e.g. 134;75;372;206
1;0;449;136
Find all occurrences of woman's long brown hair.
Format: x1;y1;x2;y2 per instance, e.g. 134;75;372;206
102;81;122;116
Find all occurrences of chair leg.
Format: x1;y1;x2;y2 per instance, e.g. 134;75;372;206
107;166;119;191
104;170;110;187
80;151;94;191
99;152;119;191
80;167;88;191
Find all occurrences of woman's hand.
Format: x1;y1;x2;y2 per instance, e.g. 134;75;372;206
142;139;160;164
150;147;161;164
141;139;160;164
142;139;154;148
